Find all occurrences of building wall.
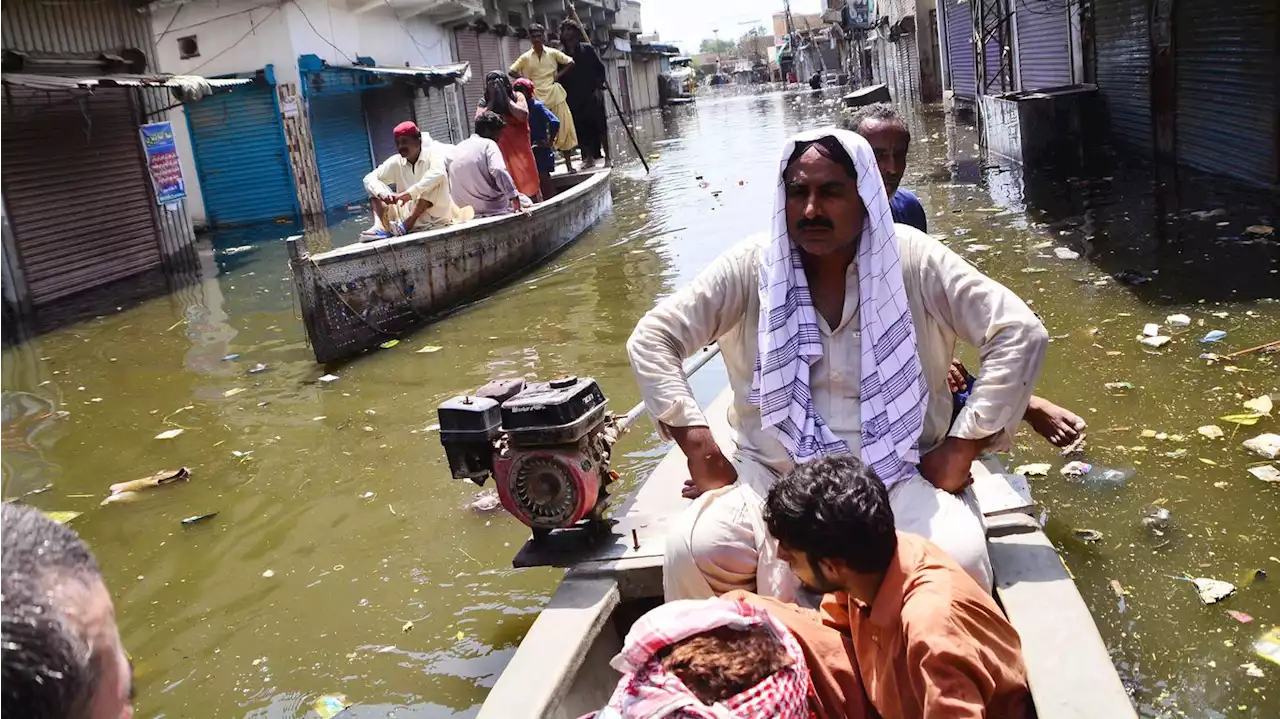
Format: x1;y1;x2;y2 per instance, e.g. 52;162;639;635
151;0;455;226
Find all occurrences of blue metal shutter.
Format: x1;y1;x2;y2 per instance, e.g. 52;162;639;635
943;0;975;100
185;84;298;226
1093;0;1151;157
1174;0;1278;186
1015;1;1072;90
307;70;374;211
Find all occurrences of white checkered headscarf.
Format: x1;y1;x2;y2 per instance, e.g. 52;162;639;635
749;127;926;487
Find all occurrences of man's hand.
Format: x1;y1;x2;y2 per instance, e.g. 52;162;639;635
379;193;397;205
947;360;969;394
919;436;985;494
394;191;414;205
668;425;737;499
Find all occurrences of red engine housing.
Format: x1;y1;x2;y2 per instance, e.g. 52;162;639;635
493;446;605;531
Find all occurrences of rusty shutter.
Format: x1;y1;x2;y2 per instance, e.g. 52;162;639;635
1;88;160;305
364;83;414;165
1014;0;1072;90
455;29;486;115
1093;0;1151;157
478;32;506;91
1174;0;1278;185
413;86;456;145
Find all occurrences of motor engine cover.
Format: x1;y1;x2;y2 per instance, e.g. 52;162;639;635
493;447;604;530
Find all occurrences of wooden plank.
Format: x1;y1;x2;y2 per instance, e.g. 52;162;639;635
988;531;1137;719
476;576;621;719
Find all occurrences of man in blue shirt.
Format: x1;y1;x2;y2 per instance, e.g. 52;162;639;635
513;78;562;200
844;103;1087;449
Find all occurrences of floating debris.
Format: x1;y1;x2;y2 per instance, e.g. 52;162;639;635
402;620;414;633
43;510;82;525
1244;225;1274;236
1200;330;1227;343
1198;425;1225;440
1225;610;1253;624
262;569;275;578
222;387;246;398
1113;270;1150;286
465;488;503;513
1192;577;1236;605
379;339;400;349
1241;662;1265;678
103;468;191;505
1014;463;1052;477
1140;336;1171;348
1061;461;1092;477
1256;627;1280;667
1165;314;1191;327
318;374;340;383
1243;433;1280;460
313;693;351;719
248;363;270;374
222;354;240;361
1142;323;1160;337
1073;528;1103;543
180;512;218;526
1104;382;1135;391
1246;465;1280;483
154;428;185;440
1243;395;1274;416
416;345;443;353
1141;505;1172;532
1221;413;1265;426
1054;247;1080;260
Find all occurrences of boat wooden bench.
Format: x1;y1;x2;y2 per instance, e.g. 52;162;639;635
479;389;1135;719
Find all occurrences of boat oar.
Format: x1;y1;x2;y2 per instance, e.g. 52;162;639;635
616;345;721;433
603;81;650;174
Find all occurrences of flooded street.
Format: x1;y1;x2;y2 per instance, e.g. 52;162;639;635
4;87;1278;717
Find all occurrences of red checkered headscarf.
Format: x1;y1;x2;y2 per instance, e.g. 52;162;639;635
599;598;816;719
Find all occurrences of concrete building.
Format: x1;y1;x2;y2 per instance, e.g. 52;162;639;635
0;0;232;323
867;0;941;103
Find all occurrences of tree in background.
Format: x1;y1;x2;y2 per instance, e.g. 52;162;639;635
736;25;769;60
698;38;735;55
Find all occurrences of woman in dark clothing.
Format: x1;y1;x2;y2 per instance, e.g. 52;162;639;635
477;71;541;201
557;19;609;168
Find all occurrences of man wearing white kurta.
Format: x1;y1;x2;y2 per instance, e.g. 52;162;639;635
362;121;472;239
627;128;1048;602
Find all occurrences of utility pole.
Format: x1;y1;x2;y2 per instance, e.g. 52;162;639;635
783;0;797;82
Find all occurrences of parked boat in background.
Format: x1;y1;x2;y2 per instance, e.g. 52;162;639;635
476;388;1138;719
287;168;611;363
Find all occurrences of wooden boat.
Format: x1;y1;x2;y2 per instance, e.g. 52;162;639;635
286;168;612;363
478;389;1137;719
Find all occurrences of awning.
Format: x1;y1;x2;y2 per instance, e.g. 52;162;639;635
1;72;252;104
333;62;472;87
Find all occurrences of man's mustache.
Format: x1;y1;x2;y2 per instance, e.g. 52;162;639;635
797;216;834;231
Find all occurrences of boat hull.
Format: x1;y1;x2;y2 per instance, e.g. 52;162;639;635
287;169;612;363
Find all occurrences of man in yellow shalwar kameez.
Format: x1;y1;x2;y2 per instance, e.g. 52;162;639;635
509;23;579;171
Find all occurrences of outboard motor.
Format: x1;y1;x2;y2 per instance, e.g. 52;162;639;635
437;377;619;539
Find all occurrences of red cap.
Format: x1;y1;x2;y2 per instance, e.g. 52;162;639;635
393;121;420;138
513;78;535;96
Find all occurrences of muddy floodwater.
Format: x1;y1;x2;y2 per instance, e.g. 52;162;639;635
4;87;1278;717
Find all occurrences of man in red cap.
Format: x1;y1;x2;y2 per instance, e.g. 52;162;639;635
362;120;471;240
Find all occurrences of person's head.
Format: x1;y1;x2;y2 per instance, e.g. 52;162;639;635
783;133;866;258
604;598;813;717
764;454;898;594
483;71;513;115
392;121;423;161
559;18;584;47
474;110;506;141
2;505;133;719
528;22;546;48
842;102;910;197
512;78;535;102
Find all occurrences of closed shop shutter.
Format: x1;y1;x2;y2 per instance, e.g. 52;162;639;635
502;36;532;69
2;88;160;305
1014;0;1072;90
186;83;297;226
454;29;486;116
1093;0;1151;157
1174;0;1277;185
942;0;975;99
413;86;454;145
364;84;414;165
306;70;374;211
478;33;506;98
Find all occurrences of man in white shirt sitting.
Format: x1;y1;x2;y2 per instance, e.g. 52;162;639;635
362;121;471;240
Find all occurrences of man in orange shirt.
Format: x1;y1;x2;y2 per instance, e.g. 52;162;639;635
762;454;1032;719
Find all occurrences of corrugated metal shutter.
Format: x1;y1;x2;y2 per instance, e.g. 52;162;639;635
1174;0;1277;185
1014;0;1071;90
478;33;506;98
455;29;486;116
413;86;455;145
1093;0;1151;156
364;84;414;165
943;0;975;99
1;88;160;305
186;84;297;226
306;70;374;210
